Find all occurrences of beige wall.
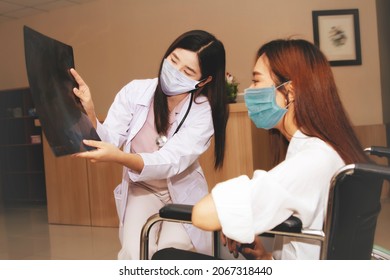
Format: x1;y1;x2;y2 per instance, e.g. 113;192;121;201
0;0;383;126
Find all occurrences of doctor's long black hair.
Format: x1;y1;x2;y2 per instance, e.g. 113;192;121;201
153;30;228;169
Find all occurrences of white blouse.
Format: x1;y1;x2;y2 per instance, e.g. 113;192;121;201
211;130;345;259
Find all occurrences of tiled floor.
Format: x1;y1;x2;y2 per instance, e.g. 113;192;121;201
0;203;120;260
0;199;389;260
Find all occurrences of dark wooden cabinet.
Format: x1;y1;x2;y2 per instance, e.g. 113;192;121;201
0;87;46;204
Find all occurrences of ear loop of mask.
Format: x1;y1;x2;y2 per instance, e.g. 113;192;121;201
277;81;293;109
195;77;208;88
279;81;296;140
285;93;294;109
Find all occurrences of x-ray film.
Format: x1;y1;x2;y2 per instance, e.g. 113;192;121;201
24;26;100;156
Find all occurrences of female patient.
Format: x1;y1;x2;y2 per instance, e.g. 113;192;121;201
192;38;369;260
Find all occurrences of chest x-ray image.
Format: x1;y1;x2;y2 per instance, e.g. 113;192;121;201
24;26;100;157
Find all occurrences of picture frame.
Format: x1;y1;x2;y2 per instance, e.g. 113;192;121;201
312;9;361;66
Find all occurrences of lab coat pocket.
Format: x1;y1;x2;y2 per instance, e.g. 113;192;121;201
172;168;207;204
113;184;122;217
113;183;129;223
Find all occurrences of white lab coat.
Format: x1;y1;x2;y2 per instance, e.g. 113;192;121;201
211;130;345;259
96;78;213;255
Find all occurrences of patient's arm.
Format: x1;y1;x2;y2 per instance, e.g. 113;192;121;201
192;194;222;231
193;191;272;260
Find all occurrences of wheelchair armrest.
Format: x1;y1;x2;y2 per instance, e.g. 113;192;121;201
159;204;193;222
272;216;302;233
365;146;390;159
261;216;302;238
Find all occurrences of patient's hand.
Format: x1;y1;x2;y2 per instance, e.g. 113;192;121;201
238;236;272;260
221;233;272;259
220;232;240;258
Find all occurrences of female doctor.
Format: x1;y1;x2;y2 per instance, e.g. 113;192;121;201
70;30;228;259
192;38;369;260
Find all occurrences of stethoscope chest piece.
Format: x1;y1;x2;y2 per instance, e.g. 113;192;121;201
156;135;168;148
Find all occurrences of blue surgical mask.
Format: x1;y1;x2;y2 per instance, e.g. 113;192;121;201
244;82;290;129
160;59;200;96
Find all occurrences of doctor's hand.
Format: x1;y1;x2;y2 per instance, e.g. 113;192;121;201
75;140;122;163
70;68;97;127
76;140;144;173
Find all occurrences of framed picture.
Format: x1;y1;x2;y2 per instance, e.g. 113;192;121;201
312;9;361;66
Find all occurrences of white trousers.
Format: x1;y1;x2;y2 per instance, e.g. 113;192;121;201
118;185;194;260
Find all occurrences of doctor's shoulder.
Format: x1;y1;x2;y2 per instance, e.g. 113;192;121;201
118;78;158;101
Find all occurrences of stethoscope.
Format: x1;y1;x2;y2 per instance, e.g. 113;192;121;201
155;91;194;148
